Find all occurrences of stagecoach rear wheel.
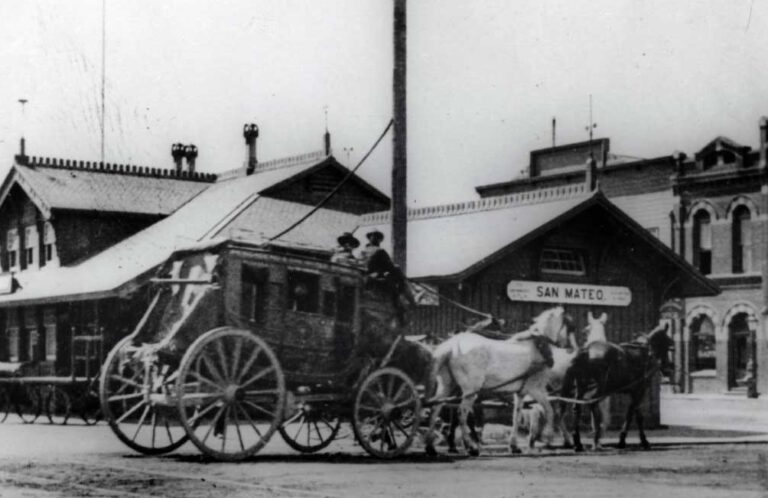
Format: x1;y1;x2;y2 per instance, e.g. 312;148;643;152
100;337;189;455
15;385;42;424
279;402;341;453
45;385;71;425
352;367;421;459
176;327;286;461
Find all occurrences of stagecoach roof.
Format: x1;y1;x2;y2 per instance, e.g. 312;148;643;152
0;167;359;307
356;188;718;297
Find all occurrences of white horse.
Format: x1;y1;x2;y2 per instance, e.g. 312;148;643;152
584;312;608;345
424;306;576;456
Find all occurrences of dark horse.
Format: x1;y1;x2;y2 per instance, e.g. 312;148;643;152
561;321;673;452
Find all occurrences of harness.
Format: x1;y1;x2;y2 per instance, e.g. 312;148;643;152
548;342;662;406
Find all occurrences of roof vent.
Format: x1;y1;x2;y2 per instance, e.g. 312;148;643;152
243;123;259;175
171;143;185;173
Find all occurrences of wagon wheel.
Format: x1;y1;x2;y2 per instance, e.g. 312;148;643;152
77;377;102;425
15;385;42;424
100;337;189;455
176;328;285;461
0;388;9;423
352;367;421;459
45;385;71;425
279;402;341;453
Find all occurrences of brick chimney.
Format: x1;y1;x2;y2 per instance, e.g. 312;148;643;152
674;151;687;178
760;117;768;168
171;143;185;173
243;123;259;175
184;144;198;174
585;155;598;191
14;137;28;166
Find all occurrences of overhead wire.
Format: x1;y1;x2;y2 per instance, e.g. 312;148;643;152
268;118;394;242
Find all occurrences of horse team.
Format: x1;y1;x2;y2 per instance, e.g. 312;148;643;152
419;306;674;456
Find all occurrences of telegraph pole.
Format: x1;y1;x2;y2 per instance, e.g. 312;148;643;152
392;0;408;272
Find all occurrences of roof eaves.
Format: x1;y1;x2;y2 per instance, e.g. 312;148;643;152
3;166;52;218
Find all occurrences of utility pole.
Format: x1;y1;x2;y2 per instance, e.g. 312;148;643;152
392;0;408;272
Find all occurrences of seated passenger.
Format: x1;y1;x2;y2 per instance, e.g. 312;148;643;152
331;232;361;265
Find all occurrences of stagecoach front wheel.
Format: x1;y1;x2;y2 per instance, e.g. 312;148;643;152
279;402;341;453
353;367;421;459
100;337;189;455
176;328;285;461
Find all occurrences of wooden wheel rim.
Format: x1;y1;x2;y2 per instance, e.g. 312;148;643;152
278;403;341;453
46;386;71;425
353;367;421;459
176;328;285;461
100;337;189;455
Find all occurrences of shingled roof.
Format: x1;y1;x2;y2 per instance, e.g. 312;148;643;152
0;161;359;306
1;157;215;218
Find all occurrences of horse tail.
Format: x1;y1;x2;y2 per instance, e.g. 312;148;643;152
430;338;457;399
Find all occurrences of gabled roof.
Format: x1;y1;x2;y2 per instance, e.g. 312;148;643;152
357;186;718;298
258;155;390;205
0;161;213;218
0;166;359;307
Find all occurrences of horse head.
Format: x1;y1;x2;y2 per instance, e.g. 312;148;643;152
530;306;568;344
583;311;608;344
646;322;673;377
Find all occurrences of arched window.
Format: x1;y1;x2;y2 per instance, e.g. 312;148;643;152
693;210;712;275
732;206;752;273
690;315;716;372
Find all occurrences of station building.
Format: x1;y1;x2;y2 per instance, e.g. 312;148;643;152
0;129;387;378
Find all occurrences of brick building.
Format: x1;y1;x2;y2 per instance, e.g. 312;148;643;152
474;119;768;396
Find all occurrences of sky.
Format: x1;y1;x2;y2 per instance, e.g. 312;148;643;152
1;0;767;207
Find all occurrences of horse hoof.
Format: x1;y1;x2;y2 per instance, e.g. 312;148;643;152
510;446;523;455
468;447;480;457
448;447;458;454
617;441;626;450
574;445;585;453
562;442;574;450
641;442;651;451
592;445;604;452
425;446;438;458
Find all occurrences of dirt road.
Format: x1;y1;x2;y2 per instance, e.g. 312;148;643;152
1;420;767;497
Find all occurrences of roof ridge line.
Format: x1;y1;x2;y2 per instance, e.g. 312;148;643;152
360;183;590;225
216;150;328;182
21;156;217;183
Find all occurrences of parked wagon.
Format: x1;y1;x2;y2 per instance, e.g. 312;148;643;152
0;339;103;425
99;239;427;461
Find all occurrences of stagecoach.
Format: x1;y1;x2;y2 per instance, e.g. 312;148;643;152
99;238;427;461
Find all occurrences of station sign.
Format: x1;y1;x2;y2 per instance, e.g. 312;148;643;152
506;280;632;307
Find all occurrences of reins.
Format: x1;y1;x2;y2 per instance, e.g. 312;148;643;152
547;362;661;406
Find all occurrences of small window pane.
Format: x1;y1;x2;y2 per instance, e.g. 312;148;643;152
287;271;320;313
540;248;586;276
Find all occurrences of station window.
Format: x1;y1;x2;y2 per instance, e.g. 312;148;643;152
690;315;716;371
287;271;320;313
6;228;19;272
43;222;56;264
6;310;19;362
692;211;712;275
241;265;268;325
24;308;39;361
732;206;752;274
540;248;586;276
24;225;38;269
44;308;56;361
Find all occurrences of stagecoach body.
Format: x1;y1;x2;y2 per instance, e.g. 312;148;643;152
100;239;424;460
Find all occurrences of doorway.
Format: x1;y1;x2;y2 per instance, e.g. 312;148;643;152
728;313;750;389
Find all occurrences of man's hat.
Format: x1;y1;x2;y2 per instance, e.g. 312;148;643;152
337;232;360;248
366;229;384;243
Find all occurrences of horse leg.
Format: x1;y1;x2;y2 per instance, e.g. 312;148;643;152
527;386;555;449
635;393;651;450
459;394;480;456
509;393;523;454
590;401;604;451
424;371;452;457
470;403;485;445
446;407;459;453
555;401;574;449
617;398;635;450
572;401;584;452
